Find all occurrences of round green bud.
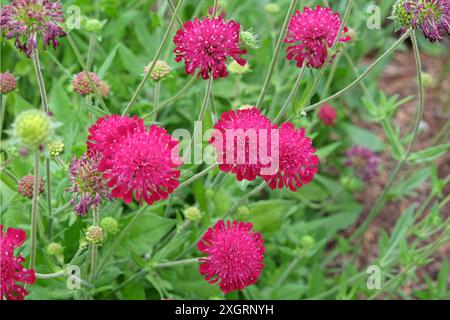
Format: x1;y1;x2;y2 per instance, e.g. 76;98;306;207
184;207;201;222
47;140;64;158
300;235;315;249
83;18;104;33
421;72;435;88
145;60;171;82
85;226;104;245
14;110;53;148
239;30;259;50
265;3;280;15
47;242;63;256
391;0;411;30
228;60;250;75
100;217;119;235
237;206;250;217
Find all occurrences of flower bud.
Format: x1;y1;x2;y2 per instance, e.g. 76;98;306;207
239;30;259;50
265;3;280;15
18;175;45;198
391;0;411;30
228;60;250;75
100;217;119;235
14;110;53;148
47;242;63;256
205;188;215;200
145;60;171;82
0;72;17;94
184;207;201;222
85;226;104;245
83;18;104;33
98;80;111;97
47;140;64;158
72;72;102;95
421;72;435;88
300;235;315;248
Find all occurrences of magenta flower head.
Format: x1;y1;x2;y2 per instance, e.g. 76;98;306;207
99;125;182;206
285;6;351;69
67;153;112;216
210;107;276;181
197;220;265;294
345;145;380;182
72;72;102;96
1;225;36;300
318;103;337;126
1;0;66;57
0;72;17;93
173;17;247;80
87;115;146;157
261;123;318;191
404;0;449;42
18;175;44;198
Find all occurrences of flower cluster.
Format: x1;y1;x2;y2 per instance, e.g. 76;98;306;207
18;175;44;198
0;72;17;93
318;103;337;126
87;115;182;206
404;0;449;42
1;226;36;300
174;17;247;79
67;153;112;216
210;107;318;191
345;145;380;182
285;6;351;69
197;220;265;293
72;72;102;96
0;0;66;57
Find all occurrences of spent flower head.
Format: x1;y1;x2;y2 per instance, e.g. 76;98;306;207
0;0;67;57
345;145;380;182
85;226;104;245
18;175;44;198
145;60;171;82
14;109;53;148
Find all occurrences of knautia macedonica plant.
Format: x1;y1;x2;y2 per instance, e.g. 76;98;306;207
1;0;449;303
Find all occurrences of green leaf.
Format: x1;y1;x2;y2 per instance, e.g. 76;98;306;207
316;142;341;160
407;143;450;164
246;200;293;235
117;212;175;256
341;124;384;151
98;44;121;78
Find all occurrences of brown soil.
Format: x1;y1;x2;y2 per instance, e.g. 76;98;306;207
342;46;450;297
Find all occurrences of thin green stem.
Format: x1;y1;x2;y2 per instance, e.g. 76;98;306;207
0;94;6;137
167;0;184;27
274;65;306;123
143;75;197;120
152;81;161;121
90;208;100;283
155;257;200;268
351;30;425;240
29;151;40;269
177;164;218;190
87;33;95;71
274;257;300;288
122;0;185;115
66;34;110;114
255;0;298;109
299;28;412;115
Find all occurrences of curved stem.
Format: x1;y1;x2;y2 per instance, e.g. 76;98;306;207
29;151;40;269
66;34;110;114
155;257;200;269
274;257;300;288
177;164;218;190
351;30;424;240
274;64;306;123
143;75;198;120
90;208;100;283
122;0;185;115
255;0;298;109
87;33;96;71
299;28;412;115
152;81;161;121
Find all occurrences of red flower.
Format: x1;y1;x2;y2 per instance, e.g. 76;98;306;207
197;220;265;293
318;103;337;126
99;126;182;205
87;115;146;157
210;107;276;181
285;6;351;69
261;123;318;191
1;226;35;300
173;17;247;79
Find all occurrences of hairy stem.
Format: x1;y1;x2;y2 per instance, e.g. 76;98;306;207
29;151;40;269
255;0;298;108
155;257;201;268
122;0;185;115
152;81;161;121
